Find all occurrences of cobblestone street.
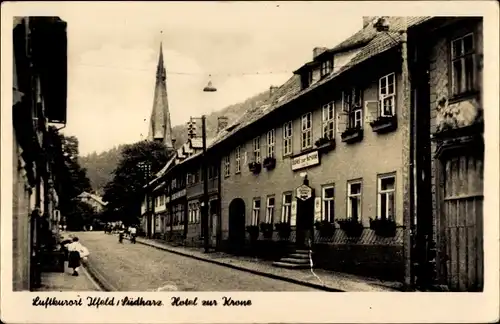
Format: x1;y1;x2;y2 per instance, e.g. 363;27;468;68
76;232;318;291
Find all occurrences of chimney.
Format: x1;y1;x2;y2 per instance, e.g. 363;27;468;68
313;47;328;60
269;85;279;98
363;16;378;28
217;116;228;133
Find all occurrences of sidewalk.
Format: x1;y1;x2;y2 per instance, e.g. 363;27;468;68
133;236;403;292
35;261;102;292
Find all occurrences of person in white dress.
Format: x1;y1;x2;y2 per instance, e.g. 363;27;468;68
65;237;90;276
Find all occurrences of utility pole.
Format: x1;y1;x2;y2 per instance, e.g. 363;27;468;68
202;75;216;253
202;115;210;253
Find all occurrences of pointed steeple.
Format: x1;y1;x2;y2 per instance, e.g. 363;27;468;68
147;37;174;150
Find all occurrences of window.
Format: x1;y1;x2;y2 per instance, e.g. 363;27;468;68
301;71;312;89
322;102;335;139
379;73;396;116
342;88;363;128
378;175;395;220
253;137;261;163
301;113;312;150
283;121;293;156
322;186;335;222
281;193;292;223
451;33;475;96
252;199;261;225
320;59;333;77
235;146;241;173
266;196;275;223
195;202;200;223
188;203;194;223
266;129;275;158
347;181;362;221
223;155;230;177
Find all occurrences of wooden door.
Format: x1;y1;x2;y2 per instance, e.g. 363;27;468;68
442;154;483;291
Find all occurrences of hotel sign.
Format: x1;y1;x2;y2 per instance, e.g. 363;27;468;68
171;188;186;201
296;184;313;201
291;151;320;171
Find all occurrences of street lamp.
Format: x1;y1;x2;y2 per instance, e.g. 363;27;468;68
138;161;152;238
372;16;414;290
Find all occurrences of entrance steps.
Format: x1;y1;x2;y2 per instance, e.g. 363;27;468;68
273;249;311;269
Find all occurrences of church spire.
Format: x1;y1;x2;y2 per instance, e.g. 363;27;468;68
147;37;174;150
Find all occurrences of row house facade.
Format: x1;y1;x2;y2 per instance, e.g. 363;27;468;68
142;135;221;247
141;16;484;291
12;17;68;291
213;22;413;282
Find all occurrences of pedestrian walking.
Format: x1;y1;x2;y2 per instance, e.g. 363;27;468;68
130;226;137;244
65;237;90;276
118;227;125;243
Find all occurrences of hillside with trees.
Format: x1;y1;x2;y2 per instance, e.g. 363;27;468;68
80;88;272;194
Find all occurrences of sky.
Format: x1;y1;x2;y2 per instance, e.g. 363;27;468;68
57;2;362;155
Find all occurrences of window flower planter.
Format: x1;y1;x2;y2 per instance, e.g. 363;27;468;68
246;225;259;241
314;220;335;238
262;157;276;170
248;162;262;174
370;115;398;133
314;137;336;153
369;217;397;237
259;222;274;239
274;222;291;240
341;127;363;144
337;219;364;237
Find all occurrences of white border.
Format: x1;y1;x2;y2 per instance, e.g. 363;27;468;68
1;1;499;323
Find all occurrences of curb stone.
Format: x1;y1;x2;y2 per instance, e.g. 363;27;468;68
83;260;117;292
132;238;343;292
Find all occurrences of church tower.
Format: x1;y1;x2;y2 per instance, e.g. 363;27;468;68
147;41;174;149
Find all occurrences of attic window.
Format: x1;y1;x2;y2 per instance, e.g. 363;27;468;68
301;71;312;89
320;59;333;78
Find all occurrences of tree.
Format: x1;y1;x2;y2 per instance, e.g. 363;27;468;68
102;140;173;225
47;127;93;229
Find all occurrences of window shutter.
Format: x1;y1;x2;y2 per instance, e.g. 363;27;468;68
337;111;348;134
290;200;297;226
314;197;322;222
364;100;379;123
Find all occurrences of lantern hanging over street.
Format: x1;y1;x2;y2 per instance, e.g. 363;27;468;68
203;74;217;92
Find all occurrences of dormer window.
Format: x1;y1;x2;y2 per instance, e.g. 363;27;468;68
320;59;333;78
301;71;312;89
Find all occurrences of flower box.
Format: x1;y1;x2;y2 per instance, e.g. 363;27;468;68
314;220;335;238
246;225;259;241
369;217;397;237
259;222;274;239
262;157;276;170
341;127;364;144
370;115;398;133
314;137;336;153
274;222;291;240
248;162;262;174
337;218;364;237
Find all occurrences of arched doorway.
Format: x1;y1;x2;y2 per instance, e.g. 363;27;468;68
228;198;246;254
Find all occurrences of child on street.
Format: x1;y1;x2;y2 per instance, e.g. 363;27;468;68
65;237;90;276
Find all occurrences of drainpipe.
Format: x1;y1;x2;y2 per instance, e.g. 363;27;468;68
400;17;415;290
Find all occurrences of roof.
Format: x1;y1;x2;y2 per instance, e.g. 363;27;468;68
145;16;433;188
78;192;108;206
207;17;432;152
